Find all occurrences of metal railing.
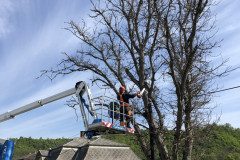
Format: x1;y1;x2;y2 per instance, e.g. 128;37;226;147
89;95;135;129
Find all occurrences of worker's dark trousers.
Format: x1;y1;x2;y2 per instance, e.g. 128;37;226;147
120;106;131;128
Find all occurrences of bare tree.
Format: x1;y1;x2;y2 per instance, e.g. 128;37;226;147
159;0;232;159
39;0;231;159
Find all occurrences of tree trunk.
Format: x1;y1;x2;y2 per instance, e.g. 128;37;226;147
148;100;156;160
182;80;193;160
133;119;151;160
153;120;171;160
138;101;171;160
172;100;184;160
182;119;193;160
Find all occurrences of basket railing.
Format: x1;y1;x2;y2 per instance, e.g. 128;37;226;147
90;95;134;129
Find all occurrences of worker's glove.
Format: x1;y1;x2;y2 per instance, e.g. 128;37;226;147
116;109;120;113
137;91;141;98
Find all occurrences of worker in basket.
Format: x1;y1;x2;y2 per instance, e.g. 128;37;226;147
117;86;141;128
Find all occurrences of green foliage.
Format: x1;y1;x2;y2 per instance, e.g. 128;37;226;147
9;137;71;159
9;123;240;160
104;123;240;160
192;123;240;160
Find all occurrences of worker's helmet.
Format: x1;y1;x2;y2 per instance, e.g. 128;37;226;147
119;86;125;92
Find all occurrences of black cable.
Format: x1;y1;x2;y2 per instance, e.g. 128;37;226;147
198;85;240;96
68;133;80;139
209;85;240;94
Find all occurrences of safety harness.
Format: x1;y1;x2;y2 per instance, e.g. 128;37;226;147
119;94;129;107
119;93;131;128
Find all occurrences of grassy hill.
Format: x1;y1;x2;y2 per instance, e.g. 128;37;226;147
9;123;240;160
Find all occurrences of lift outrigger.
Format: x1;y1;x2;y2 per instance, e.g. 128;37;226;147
0;81;139;160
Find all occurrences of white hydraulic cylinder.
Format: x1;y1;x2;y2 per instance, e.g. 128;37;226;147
75;81;98;130
0;88;76;123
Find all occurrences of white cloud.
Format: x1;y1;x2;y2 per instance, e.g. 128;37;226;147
0;0;103;139
0;1;15;38
0;0;30;38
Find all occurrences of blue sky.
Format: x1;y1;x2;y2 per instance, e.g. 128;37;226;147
0;0;240;139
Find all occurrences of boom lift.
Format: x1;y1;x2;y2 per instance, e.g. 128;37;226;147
0;81;135;160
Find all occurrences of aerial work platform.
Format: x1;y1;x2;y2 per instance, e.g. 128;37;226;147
83;95;135;137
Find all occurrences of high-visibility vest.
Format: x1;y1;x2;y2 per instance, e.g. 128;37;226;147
119;94;129;107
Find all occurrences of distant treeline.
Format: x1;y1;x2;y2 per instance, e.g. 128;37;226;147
9;137;71;159
10;123;240;160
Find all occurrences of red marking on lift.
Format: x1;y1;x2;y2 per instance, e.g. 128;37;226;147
102;121;134;133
